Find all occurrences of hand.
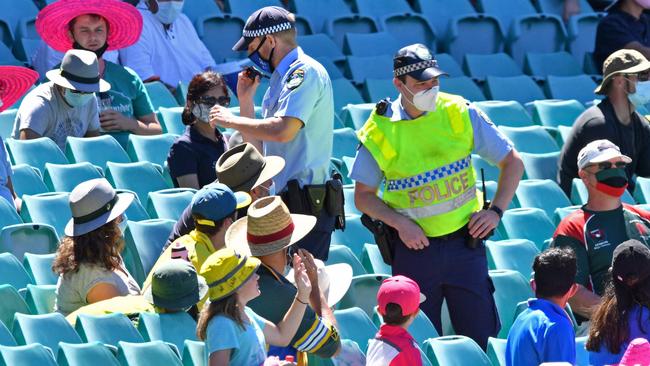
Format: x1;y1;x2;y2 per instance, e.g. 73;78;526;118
237;70;260;102
99;110;138;132
13;196;22;213
395;216;429;250
562;0;580;22
297;249;319;288
468;209;500;239
209;105;234;129
292;253;312;300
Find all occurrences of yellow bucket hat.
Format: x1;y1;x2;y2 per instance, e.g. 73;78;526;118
200;248;260;302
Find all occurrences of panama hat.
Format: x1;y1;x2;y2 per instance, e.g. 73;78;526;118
64;178;134;237
216;143;285;192
144;260;208;310
36;0;143;53
225;196;316;257
46;49;110;93
287;260;352;307
0;66;38;113
200;248;261;302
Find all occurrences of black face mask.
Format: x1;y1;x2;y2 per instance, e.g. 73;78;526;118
73;41;109;59
594;167;629;197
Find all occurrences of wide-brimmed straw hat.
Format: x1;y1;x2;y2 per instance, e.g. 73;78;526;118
64;178;134;237
46;49;111;93
36;0;143;53
216;143;285;192
200;248;261;302
0;66;38;113
287;259;352;307
225;196;316;257
595;49;650;95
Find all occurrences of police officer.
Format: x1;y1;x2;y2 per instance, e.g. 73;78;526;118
209;6;338;261
350;44;525;349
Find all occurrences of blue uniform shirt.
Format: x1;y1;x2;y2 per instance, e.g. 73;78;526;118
262;47;334;191
505;298;576;366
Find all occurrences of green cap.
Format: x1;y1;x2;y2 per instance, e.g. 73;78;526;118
144;260;208;310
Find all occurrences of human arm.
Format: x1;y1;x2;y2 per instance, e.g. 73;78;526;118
297;249;338;328
167;142;200;189
210;107;303;144
563;0;581;22
234;70;263;151
175;174;201;190
100;111;162;135
84;130;101;137
86;282;122;304
568;285;601;319
208;350;231;366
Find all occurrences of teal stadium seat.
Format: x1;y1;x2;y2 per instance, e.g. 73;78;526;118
330;214;374;257
486;239;539;279
345;54;393;84
485;76;545;105
474;100;532;127
137;312;198;354
566;12;605;64
117;340;182;366
326;14;379;49
362;79;398;103
0;223;59;261
339;103;373;130
489;269;534;338
423;335;491;366
553;205;582;225
20;192;70;238
0;199;20;229
381;14;437;52
105;162;170;205
0;343;57;366
144;81;180;110
442;77;486;102
332;128;359;160
181;340;204;366
24;284;56;314
65;135;131;170
354;0;413;18
57;341;120;366
12;313;82;353
498;126;559;153
442;15;505;65
181;0;222;24
333;307;378;352
635;177;650;204
43;162;103;193
361;243;391;275
75;313;144;347
529;99;585;127
298;34;345;63
519;152;560;181
325;245;366;276
343;32;400;57
126;134;178;168
486;337;507;366
415;0;476;40
196;15;246;62
146;189;195;220
463;53;522;80
22;253;57;285
10;164;48;197
291;0;353;33
0;323;15;346
372;307;439;346
524;52;583;78
0;109;17;140
471;154;500;182
332;79;365;114
314;57;344;80
500;208;555;250
545;75;599;104
0;253;32;291
338;274;388;316
226;0;282;17
123;219;176;286
5;137;68;174
515;179;572;220
0;285;30;331
435;53;465;77
158;107;185;135
0;0;38;42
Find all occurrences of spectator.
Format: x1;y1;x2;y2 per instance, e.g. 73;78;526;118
505;248;578;366
211;6;341;261
197;247;311;366
0;66;38;211
227;195;346;361
12;49;107;150
35;0;161;148
366;275;426;366
120;0;217;88
586;239;650;365
167;71;231;189
53;178;140;316
165;142;285;248
614;338;650;366
553;140;650;326
31;43;119;82
557;49;650;196
594;0;650;72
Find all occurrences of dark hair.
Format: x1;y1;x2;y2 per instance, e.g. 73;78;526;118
52;219;123;274
182;71;228;125
192;211;236;236
533;247;577;298
68;13;110;33
196;294;243;340
382;303;411;326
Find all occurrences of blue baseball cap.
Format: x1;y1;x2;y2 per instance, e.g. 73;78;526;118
191;183;251;225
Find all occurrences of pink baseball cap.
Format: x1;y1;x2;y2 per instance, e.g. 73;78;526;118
377;275;426;316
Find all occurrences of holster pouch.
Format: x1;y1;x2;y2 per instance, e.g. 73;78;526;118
360;214;396;265
325;175;346;230
285;179;308;214
305;184;326;216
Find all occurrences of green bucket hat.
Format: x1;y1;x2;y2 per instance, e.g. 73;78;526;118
144;260;208;310
595;49;650;95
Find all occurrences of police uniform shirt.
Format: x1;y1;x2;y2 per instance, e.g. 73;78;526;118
262;47;334;192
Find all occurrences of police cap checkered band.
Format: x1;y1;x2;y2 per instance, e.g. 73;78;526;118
394;60;440;77
243;22;293;38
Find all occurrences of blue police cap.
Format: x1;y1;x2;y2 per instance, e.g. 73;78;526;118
233;6;295;52
393;44;448;81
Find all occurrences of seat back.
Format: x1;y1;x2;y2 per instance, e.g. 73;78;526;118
0;223;59;261
333;307;378;352
489;269;534;338
355;0;412;17
500;208;555;250
486;239;539;279
181;0;222;23
471;154;500;182
332;128;359;160
345;54;393;84
291;0;353;32
423;335;491;366
0;109;17;140
43;162;103;193
5;137;68;174
157;107;185;135
10;164;48;197
338;274;388;316
57;341;120;366
362;79;398;103
117;340;182;366
498;126;559;153
0;323;15;347
226;0;282;17
22;253;57;285
181;340;204;366
0;199;21;233
339;103;373;130
12;312;81;353
297;34;345;62
327;15;379;49
24;284;56;315
343;32;399;57
474;100;532;127
146;189;195;220
381;14;436;51
545;75;599;104
0;343;57;366
0;253;32;291
137;312;198;354
372;307;439;346
463;53;522;79
144;81;180;111
444;15;505;63
75;313;144;346
0;285;30;331
486;337;507;366
530;99;585;127
105;162;170;205
360;243;391;275
326;245;366;277
65;135;130;170
443;77;486;102
123;219;176;286
485;76;545;105
330;214;374;257
332;79;365;113
524;51;582;77
520;152;560;181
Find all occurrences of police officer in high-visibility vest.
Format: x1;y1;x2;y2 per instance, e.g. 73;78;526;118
350;44;525;349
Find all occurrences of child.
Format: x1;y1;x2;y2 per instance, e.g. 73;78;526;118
196;248;311;366
506;247;578;366
366;275;425;366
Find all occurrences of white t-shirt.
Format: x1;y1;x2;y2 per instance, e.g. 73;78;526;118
12;82;100;150
119;9;216;86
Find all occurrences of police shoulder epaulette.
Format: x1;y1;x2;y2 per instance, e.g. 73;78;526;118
375;97;391;116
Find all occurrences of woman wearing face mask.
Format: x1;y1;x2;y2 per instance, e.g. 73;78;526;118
53;178;140;316
167;71;231;189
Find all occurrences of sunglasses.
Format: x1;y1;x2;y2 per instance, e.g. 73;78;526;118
69;89;94;95
197;95;230;108
589;161;628;170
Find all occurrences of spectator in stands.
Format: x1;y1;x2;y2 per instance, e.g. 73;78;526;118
350;43;524;350
586;239;650;365
0;66;38;212
120;0;217;89
165;142;285;248
366;275;426;366
552;140;650;328
13;49;107;150
35;0;161;148
210;6;339;261
563;0;615;21
226;196;345;361
53;178;140;316
557;49;650;196
197;247;310;366
167;71;230;189
506;248;578;366
593;0;650;71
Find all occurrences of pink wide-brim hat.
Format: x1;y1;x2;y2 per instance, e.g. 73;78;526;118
36;0;143;53
616;338;650;366
0;66;38;113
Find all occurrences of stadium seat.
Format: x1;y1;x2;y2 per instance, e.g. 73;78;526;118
333;307;377;352
122;195;151;223
12;312;81;353
553;205;582;225
339;103;373;130
545;75;599;104
314;57;344;80
0;343;57;366
0;323;14;347
293;15;314;36
0;199;21;229
181;340;204;366
330;214;374;257
0;285;30;331
343;185;360;216
0;42;21;67
567;13;605;64
126;134;178;168
423;335;491;366
463;53;522;80
158;107;185;136
22;253;56;286
226;0;282;17
634;177;650;204
0;109;16;139
474;100;532;127
123;219;176;286
338;274;388;316
435;53;464;77
43;162;103;193
0;253;32;291
443;15;505;64
297;34;346;63
519;152;561;181
75;313;144;347
10;164;48;198
485;76;545;105
105;161;170;205
489;269;534;338
354;0;412;17
480;180;517;211
572;178;636;205
345;54;393;84
5;137;68;174
325;245;366;276
372;307;438;346
500;208;555;250
380;14;437;51
486;337;507;366
471;154;500;182
361;243;391;275
343;32;400;57
529;99;585;127
486;239;539;279
524;52;583;78
498;126;559;153
0;0;38;41
137;312;197;354
326;15;379;49
332;128;359;160
144;82;180;111
117;340;182;366
575;336;589;366
556;125;573;146
196;15;246;62
24;284;55;315
65;135;131;170
57;341;120;366
414;0;475;39
181;0;222;24
146;189;194;220
362;79;398;103
332;79;365;112
0;223;59;261
290;0;354;33
442;77;486;102
20;192;71;238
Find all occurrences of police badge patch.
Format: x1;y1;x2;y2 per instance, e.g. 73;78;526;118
286;68;305;90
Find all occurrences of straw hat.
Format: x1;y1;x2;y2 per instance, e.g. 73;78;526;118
0;66;38;113
36;0;143;52
216;143;285;192
225;196;316;257
46;49;111;93
287;260;352;307
200;248;260;302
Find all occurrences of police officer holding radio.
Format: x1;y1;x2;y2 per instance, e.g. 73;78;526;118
209;6;341;261
351;44;524;349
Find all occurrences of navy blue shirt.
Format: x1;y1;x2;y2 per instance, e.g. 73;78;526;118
594;8;650;72
166;125;227;188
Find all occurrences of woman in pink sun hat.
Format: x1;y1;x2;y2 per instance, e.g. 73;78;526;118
0;66;38;212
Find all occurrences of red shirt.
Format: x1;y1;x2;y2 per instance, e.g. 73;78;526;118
366;324;422;366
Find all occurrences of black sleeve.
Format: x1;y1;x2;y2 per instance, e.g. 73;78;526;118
634;116;650;177
558;124;586;196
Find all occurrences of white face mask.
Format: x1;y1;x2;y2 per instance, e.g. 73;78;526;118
191;103;212;123
628;80;650;106
404;85;439;112
64;89;95;108
258;181;276;197
155;0;184;24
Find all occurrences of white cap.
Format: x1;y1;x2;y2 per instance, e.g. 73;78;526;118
577;139;632;170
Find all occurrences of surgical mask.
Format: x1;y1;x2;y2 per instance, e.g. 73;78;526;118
628;80;650;106
594;167;628;197
73;41;109;59
258;182;276;197
635;0;650;9
404;84;439;112
155;0;184;25
191;103;213;123
248;37;274;74
64;89;95;108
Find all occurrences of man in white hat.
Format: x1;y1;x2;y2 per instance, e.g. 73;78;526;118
13;49;110;150
552;139;650;328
